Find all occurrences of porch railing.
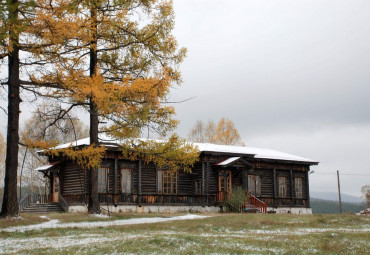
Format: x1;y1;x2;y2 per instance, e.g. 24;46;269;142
58;194;69;212
215;191;267;213
19;194;51;211
98;193;214;205
19;194;31;212
247;193;267;214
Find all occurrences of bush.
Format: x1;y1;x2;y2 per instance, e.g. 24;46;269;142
225;186;247;212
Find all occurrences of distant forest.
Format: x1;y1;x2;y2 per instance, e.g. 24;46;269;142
311;198;366;214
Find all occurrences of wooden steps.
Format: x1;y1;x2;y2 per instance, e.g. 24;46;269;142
243;202;259;213
21;203;64;214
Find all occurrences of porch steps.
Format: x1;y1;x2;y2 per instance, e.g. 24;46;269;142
243;202;259;213
21;203;64;214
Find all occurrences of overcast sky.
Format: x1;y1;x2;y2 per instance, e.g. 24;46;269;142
170;0;370;197
1;0;369;198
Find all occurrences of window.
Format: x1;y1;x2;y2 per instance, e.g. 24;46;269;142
278;176;287;198
121;168;132;193
248;175;261;197
195;180;202;195
157;170;163;193
54;177;59;193
157;170;177;194
295;178;303;198
98;167;109;193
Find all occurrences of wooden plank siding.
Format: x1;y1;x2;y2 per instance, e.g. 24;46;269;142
55;151;312;208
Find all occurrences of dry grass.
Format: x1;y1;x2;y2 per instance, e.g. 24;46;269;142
0;213;369;254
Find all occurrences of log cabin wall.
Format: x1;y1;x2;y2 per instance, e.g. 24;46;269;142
140;163;156;194
55;150;312;208
59;161;88;204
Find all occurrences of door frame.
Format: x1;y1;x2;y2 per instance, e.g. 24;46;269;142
218;170;232;194
52;176;59;202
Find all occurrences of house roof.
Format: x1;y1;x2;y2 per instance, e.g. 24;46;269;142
48;135;319;165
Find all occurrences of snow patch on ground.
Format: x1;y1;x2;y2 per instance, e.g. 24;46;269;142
1;225;369;254
1;214;209;233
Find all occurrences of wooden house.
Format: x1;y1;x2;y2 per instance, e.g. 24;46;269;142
29;137;318;214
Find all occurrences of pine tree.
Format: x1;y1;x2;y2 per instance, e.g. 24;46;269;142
28;0;196;213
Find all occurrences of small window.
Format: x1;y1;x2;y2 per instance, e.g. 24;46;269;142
121;168;132;193
54;177;59;193
98;167;109;193
278;176;287;198
295;178;303;198
157;170;163;193
157;170;177;194
248;175;261;197
195;180;202;195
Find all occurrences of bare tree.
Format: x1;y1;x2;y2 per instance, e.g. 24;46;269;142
188;120;216;143
18;103;89;197
361;185;370;207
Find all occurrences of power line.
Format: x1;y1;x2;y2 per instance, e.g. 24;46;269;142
311;172;370;176
314;173;370;176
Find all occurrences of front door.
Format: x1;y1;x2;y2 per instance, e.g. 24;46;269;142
218;170;232;198
52;177;59;202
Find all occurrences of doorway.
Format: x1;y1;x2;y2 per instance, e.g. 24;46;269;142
52;176;59;202
218;170;232;194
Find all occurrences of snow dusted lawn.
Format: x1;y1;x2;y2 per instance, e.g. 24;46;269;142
0;213;369;254
2;214;209;232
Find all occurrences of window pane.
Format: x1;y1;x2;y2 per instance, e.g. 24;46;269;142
248;175;255;195
295;178;302;198
278;177;287;198
256;176;261;197
121;169;131;193
98;167;108;193
157;170;163;193
160;170;177;194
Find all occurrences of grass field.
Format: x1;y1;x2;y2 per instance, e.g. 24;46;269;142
0;212;369;254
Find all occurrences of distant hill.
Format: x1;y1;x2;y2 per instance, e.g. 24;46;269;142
310;198;366;214
310;191;363;203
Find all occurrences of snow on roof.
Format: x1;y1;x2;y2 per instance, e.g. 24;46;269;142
35;162;60;171
194;143;318;164
49;135;318;164
216;157;241;166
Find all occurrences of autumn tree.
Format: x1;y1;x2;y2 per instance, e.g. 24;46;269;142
361;185;370;207
0;0;79;217
29;0;196;213
211;118;245;146
188;118;245;146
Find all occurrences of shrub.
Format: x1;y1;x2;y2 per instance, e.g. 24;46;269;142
225;186;247;212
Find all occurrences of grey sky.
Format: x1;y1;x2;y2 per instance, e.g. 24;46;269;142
171;0;370;197
0;0;369;198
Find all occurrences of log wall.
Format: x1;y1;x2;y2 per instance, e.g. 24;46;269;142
56;152;312;208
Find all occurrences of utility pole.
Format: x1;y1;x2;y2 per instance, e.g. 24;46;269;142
337;170;342;214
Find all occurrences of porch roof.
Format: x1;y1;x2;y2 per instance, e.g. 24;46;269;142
35;162;60;172
215;157;240;166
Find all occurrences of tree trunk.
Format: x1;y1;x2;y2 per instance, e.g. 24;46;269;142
87;4;100;214
1;0;20;218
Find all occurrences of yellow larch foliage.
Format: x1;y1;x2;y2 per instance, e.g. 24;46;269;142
121;134;199;173
210;118;245;146
22;0;194;171
46;145;106;170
